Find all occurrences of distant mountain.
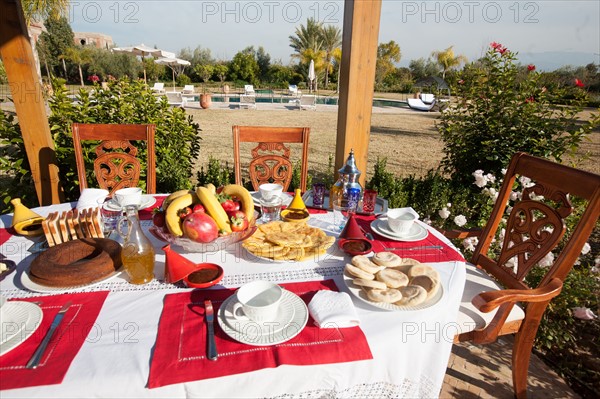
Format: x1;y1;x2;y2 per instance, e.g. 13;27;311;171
517;51;599;71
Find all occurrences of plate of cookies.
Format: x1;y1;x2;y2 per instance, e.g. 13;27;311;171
343;251;443;311
242;221;336;262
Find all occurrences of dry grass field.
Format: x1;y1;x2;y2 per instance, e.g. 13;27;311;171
187;103;599;183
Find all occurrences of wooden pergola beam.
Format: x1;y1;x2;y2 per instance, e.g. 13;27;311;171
336;0;382;186
0;0;63;205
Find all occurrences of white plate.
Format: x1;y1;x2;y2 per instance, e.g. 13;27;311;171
21;267;123;293
0;301;43;356
218;289;308;346
343;271;444;311
222;294;296;335
251;191;293;207
370;218;429;242
105;195;156;211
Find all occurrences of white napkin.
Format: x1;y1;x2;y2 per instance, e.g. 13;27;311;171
76;188;109;210
308;290;360;328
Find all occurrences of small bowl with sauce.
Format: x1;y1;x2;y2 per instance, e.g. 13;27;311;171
280;208;310;223
183;263;224;288
338;238;373;256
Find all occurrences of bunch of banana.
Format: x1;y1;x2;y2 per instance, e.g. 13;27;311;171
221;184;255;223
196;186;232;234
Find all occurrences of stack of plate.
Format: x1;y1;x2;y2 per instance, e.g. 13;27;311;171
370;217;428;242
217;290;308;346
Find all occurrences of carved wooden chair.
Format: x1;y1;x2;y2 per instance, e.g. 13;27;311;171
72;123;156;194
446;152;600;398
232;126;310;192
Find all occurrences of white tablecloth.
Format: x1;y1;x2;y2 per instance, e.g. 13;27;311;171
0;202;466;398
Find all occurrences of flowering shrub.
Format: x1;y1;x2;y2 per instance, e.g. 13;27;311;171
439;42;599;185
87;74;99;83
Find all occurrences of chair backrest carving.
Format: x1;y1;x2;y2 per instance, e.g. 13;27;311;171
72;123;156;194
232;126;310;192
471;152;600;291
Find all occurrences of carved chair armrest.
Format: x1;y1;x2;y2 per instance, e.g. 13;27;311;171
468;278;563;344
472;278;563;313
436;227;482;240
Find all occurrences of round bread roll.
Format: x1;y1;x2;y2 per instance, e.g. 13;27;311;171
345;263;374;280
397;257;422;266
408;263;440;281
395;285;427;306
376;268;409;288
367;288;403;303
410;275;440;299
372;252;402;267
352;255;385;274
353;278;387;290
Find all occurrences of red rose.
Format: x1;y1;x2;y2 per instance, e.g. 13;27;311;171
527;64;536;71
575;78;584;88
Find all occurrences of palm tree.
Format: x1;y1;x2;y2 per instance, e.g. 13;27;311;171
431;46;468;79
61;46;92;86
289;18;324;56
320;25;342;88
21;0;69;25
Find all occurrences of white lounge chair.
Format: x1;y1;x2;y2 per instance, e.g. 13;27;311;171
298;95;316;111
181;85;195;94
288;85;299;96
407;98;436;111
420;93;435;104
165;92;186;108
244;85;255;96
237;94;256;109
151;82;165;94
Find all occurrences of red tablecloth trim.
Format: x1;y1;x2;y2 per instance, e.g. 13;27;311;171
354;214;465;263
0;291;110;390
0;227;15;246
148;279;372;388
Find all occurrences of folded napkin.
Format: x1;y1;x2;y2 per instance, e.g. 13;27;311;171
308;290;360;328
76;188;109;210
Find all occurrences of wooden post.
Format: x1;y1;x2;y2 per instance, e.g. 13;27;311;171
0;0;64;205
336;0;382;186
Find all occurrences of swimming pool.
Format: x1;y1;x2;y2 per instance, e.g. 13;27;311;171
187;94;407;108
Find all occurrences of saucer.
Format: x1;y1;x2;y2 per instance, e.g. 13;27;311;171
371;218;428;242
222;294;295;335
218;289;308;346
0;301;43;356
105;195;156;211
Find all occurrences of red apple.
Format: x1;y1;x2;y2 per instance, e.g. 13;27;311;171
182;212;218;243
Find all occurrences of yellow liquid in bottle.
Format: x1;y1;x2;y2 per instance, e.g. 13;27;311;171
122;247;155;285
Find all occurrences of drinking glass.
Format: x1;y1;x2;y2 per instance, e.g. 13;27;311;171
362;189;378;214
260;197;282;223
331;195;357;232
97;198;122;237
311;182;326;207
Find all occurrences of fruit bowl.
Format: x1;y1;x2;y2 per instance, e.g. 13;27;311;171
150;223;257;253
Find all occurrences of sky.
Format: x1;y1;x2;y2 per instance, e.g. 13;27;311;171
68;0;600;70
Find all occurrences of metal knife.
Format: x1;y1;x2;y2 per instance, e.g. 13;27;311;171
384;245;443;251
26;301;72;369
204;300;218;361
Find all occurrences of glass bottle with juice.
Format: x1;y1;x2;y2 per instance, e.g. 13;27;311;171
118;205;155;284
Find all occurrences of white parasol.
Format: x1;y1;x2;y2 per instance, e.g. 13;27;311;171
112;44;175;83
308;59;316;92
155;57;191;90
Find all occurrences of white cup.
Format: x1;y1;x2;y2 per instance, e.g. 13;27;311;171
387;209;417;235
259;183;283;202
233;281;283;322
114;187;142;207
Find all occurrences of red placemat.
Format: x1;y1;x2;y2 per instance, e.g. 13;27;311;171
0;291;109;390
148;279;372;388
354;215;465;263
0;227;15;246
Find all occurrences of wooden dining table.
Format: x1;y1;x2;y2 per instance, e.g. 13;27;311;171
0;196;467;398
